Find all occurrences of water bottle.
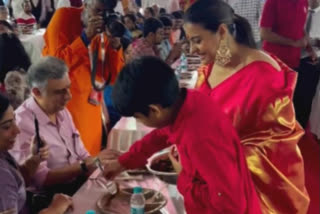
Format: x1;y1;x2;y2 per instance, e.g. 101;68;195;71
130;186;145;214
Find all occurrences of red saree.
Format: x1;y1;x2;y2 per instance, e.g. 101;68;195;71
198;56;310;214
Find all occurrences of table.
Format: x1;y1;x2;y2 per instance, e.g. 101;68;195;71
72;170;186;214
107;117;154;152
19;28;45;63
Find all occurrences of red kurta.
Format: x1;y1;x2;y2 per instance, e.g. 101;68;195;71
42;8;124;155
119;90;262;214
260;0;308;68
198;56;310;213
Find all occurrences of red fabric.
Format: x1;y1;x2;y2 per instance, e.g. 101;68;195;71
0;84;5;93
260;0;308;68
16;17;36;25
119;90;262;214
198;57;310;213
69;0;82;7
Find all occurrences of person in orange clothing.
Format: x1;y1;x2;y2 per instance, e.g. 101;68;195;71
42;0;125;155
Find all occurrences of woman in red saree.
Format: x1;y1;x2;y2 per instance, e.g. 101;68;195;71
183;1;310;213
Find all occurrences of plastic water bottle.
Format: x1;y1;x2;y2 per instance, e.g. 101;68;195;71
130;186;145;214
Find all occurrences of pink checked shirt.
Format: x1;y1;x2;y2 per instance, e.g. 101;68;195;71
9;97;90;188
131;38;158;59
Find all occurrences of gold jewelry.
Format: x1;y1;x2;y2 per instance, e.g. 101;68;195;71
215;39;232;66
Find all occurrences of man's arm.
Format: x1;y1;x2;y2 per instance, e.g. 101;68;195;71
42;8;89;67
103;128;172;179
118;128;171;169
260;28;307;47
42;157;96;187
260;0;307;47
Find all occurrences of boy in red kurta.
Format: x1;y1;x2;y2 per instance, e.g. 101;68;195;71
103;56;261;213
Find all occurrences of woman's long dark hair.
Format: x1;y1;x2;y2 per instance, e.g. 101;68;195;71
185;0;256;49
0;33;31;83
0;93;10;120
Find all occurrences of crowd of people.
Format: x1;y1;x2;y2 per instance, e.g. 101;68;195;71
0;0;319;213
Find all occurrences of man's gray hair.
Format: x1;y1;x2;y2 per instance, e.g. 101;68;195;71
27;56;68;90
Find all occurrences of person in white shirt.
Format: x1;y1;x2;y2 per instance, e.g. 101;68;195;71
293;0;320;128
226;0;264;44
16;0;37;34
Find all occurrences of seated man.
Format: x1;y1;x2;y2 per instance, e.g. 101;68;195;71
158;15;182;65
103;56;262;214
15;0;37;34
10;57;116;198
130;17;163;59
42;0;124;156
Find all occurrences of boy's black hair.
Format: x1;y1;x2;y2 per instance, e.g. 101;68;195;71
143;18;163;37
0;93;10;120
112;56;180;116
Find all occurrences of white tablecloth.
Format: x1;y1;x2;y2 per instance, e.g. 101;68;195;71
310;79;320;139
108;117;154;152
19;29;45;63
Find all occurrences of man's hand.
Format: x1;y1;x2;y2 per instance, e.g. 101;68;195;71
30;136;49;163
109;36;122;50
292;36;308;48
85;15;104;40
84;149;122;172
307;47;319;65
103;159;125;180
167;42;183;63
40;194;73;214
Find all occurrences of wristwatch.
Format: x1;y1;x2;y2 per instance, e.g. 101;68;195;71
80;160;89;173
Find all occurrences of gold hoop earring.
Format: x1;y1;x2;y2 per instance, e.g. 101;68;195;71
215;39;232;66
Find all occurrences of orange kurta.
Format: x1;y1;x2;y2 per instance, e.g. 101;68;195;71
198;55;310;214
43;8;124;155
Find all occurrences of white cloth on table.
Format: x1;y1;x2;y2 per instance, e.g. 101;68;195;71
310;79;320;139
19;28;45;63
107;117;154;152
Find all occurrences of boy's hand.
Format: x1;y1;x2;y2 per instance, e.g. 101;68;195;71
98;149;122;163
168;146;182;174
103;159;126;179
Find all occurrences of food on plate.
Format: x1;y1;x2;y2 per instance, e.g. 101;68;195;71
150;159;175;173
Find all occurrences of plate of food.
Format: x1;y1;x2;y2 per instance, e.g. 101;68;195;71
96;188;167;214
146;150;178;185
